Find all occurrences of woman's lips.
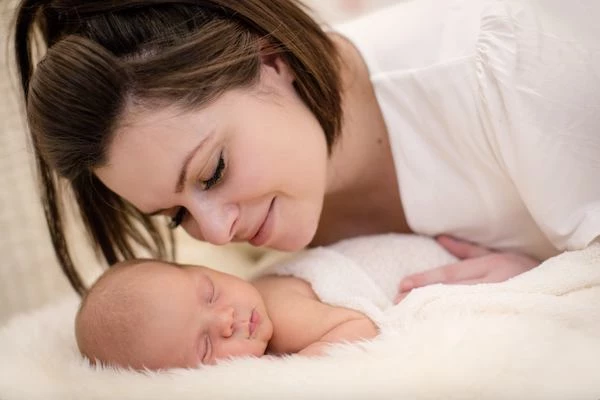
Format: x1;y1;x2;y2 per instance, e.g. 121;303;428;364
249;309;260;337
249;198;275;247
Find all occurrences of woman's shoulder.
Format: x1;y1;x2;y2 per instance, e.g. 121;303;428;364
332;0;489;77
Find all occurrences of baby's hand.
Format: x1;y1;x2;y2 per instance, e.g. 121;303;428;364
394;235;539;303
297;341;330;357
298;315;378;356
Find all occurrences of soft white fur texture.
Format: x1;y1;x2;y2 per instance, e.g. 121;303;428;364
1;243;600;400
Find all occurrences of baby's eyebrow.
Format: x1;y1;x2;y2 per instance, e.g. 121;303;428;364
205;274;216;301
195;272;214;304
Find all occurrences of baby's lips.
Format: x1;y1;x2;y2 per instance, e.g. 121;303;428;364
248;309;260;337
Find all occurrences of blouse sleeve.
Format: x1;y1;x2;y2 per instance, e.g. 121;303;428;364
476;0;600;251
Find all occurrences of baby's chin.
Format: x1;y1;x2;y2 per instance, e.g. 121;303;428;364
255;343;268;357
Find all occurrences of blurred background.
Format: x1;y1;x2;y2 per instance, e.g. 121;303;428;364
0;0;401;324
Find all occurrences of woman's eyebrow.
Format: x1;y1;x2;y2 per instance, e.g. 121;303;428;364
175;136;211;194
146;132;214;216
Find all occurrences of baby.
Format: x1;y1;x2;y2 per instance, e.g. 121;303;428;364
76;234;534;370
75;258;378;370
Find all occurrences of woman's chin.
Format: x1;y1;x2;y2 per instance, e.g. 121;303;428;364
269;229;315;251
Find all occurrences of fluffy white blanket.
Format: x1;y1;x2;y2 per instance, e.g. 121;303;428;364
1;243;600;400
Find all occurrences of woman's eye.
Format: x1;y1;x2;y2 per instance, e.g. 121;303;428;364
168;207;187;229
201;152;225;190
167;152;225;229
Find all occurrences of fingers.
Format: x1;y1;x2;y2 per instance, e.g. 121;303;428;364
393;247;542;305
436;235;492;259
400;259;488;290
394;257;492;304
393;291;410;304
394;272;490;304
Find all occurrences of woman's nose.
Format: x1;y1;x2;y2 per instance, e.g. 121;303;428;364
212;306;235;338
184;199;239;245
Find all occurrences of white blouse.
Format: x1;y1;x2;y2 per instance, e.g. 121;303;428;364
336;0;600;260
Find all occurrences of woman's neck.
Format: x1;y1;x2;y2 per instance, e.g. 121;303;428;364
312;34;411;247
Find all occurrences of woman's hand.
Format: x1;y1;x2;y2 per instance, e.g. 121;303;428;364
394;235;540;304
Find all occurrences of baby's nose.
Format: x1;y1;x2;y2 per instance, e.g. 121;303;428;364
215;306;235;338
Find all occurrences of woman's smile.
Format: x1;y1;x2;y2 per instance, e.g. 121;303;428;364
249;197;276;247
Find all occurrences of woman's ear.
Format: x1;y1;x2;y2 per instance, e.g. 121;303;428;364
260;50;295;84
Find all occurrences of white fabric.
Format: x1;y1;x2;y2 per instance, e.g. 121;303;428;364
2;236;600;400
336;0;600;260
269;234;457;324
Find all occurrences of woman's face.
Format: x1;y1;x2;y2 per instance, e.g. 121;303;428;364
96;58;329;251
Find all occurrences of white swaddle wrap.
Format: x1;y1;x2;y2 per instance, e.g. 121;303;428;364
267;234;457;328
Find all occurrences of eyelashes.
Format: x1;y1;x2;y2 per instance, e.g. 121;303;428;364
201;334;211;364
209;279;216;304
201;278;216;364
168;207;186;229
168;151;226;229
202;151;225;190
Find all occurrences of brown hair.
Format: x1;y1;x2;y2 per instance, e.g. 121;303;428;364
13;0;343;294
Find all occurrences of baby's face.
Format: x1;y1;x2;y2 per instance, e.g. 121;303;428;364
117;262;273;369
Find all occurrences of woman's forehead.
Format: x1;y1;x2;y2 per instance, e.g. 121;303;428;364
96;106;217;211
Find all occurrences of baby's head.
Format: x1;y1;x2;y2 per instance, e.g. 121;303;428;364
75;259;273;370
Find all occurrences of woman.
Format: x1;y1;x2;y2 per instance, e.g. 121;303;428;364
14;0;599;295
